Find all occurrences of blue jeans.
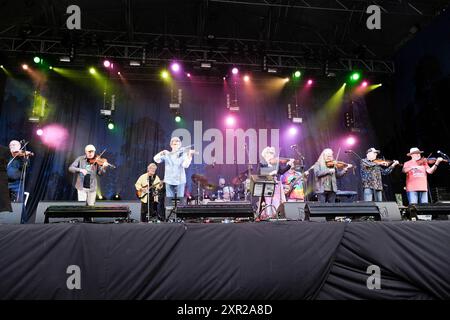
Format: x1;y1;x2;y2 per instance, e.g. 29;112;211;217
363;188;383;202
407;191;428;204
166;183;185;198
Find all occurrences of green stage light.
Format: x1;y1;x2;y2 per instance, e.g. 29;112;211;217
175;115;181;122
89;67;96;74
33;56;41;64
294;70;301;78
107;122;115;130
350;72;361;82
49;66;53;70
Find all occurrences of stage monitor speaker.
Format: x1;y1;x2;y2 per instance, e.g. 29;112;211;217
375;202;402;221
407;203;450;220
305;202;381;221
277;202;306;221
175;201;254;219
35;201;142;223
0;203;24;224
44;205;130;223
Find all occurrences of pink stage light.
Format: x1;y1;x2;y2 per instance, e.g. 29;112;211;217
186;73;191;78
231;67;239;75
346;136;356;146
361;81;368;87
36;128;43;136
39;124;69;149
307;79;313;85
103;60;111;68
243;75;250;82
171;62;180;72
288;127;298;136
225;115;236;126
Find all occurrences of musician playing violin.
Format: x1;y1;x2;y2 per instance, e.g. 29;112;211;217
360;147;399;202
7;140;33;202
154;136;195;200
402;147;443;204
69;144;109;206
0;144;12;213
313;148;352;203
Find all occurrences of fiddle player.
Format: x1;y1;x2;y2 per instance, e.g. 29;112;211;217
313;148;352;203
360;147;399;201
0;144;12;213
7;140;33;202
154;136;195;201
68;144;109;206
402;147;443;204
135;163;163;222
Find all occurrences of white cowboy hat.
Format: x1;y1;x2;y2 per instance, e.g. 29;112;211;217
407;147;423;156
366;147;380;154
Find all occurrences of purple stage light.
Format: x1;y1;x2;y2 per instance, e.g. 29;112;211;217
186;73;191;78
346;136;356;146
171;62;180;72
103;60;111;68
288;126;298;136
231;67;239;75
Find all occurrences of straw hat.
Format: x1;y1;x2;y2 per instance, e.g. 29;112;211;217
407;147;423;156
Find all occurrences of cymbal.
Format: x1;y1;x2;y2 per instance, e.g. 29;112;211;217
202;183;217;191
191;174;207;184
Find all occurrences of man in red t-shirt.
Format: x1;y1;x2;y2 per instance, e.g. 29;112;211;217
402;147;443;204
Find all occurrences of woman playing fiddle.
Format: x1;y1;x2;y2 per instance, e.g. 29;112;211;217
360;147;399;201
313;148;352;203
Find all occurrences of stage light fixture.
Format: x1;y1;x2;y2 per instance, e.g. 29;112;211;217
89;67;96;74
243;75;250;82
22;64;29;70
231;67;239;75
288;126;298;136
186;73;191;78
175;115;182;122
294;70;301;78
361;81;368;87
59;56;71;62
161;70;169;79
33;56;41;64
36;128;43;136
129;60;141;67
49;66;53;70
112;193;121;200
171;62;180;72
107;121;115;130
307;79;313;86
292;117;303;124
200;62;212;69
267;68;278;74
103;60;111;68
350;72;361;82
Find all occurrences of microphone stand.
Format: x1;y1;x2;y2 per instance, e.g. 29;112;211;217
17;141;30;224
147;175;151;222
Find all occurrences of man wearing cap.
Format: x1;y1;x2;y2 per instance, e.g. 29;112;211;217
402;147;442;204
360;147;399;201
69;144;108;206
154;137;195;200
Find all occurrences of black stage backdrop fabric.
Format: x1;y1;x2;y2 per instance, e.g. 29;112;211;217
0;221;449;300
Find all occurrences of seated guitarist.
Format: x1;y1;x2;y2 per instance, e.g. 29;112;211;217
135;163;163;222
281;166;309;201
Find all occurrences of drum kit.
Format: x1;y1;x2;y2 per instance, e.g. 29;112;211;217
191;171;251;203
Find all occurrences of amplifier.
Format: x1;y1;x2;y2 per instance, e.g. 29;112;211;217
44;206;131;223
175;201;254;219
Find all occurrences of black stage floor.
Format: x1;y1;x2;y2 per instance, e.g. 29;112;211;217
0;220;449;299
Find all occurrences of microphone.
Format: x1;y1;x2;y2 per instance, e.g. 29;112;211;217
20;140;26;144
345;150;352;154
438;150;448;158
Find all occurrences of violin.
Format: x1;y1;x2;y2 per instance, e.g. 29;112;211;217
12;150;34;157
326;160;352;170
373;159;402;167
88;155;116;168
417;157;448;166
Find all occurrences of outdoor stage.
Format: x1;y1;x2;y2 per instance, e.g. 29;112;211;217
0;218;449;300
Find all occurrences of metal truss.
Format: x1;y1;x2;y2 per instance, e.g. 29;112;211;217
0;26;395;74
209;0;443;17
